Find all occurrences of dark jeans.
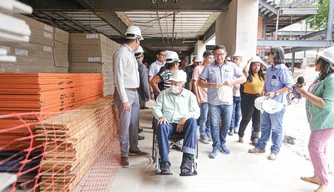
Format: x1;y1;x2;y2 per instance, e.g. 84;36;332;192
230;96;241;131
238;93;261;140
156;118;198;165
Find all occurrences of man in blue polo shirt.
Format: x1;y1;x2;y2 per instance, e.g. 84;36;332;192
199;45;246;159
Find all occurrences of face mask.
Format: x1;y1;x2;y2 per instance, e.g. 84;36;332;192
171;85;180;94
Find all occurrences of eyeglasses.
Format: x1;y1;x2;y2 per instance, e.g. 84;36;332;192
232;57;240;61
213;53;225;57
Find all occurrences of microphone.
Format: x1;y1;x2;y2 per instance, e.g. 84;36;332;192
296;76;306;88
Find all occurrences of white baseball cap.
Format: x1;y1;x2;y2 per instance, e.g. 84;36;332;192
170;70;187;83
125;26;144;40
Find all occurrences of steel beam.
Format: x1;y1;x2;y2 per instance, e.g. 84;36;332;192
279;8;317;15
289;0;311;8
111;37;197;47
258;11;269;20
327;0;334;41
298;29;334;39
284;47;319;54
259;0;278;15
19;0;85;11
73;0;230;12
76;0;128;35
257;40;332;47
200;22;216;44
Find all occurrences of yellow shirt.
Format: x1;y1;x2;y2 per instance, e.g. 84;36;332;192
243;73;265;94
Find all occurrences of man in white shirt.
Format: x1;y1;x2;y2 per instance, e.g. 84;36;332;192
148;49;166;99
228;52;243;136
113;26;147;168
153;70;200;176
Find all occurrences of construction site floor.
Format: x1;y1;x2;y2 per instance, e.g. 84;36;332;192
109;105;329;192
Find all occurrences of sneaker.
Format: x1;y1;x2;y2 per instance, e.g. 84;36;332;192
209;149;218;159
205;133;212;141
268;152;278;160
238;137;244;143
160;162;171;174
199;137;209;144
220;145;230;154
228;130;233;136
248;147;265;153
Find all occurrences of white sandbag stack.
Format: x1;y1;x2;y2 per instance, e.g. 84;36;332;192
0;0;32;63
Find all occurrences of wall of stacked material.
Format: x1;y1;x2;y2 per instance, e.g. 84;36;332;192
0;14;69;73
0;1;121;191
69;33;121;96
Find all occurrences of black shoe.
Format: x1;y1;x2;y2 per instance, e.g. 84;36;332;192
138;135;145;140
129;149;147;156
160;162;172;175
180;153;197;176
138;128;143;133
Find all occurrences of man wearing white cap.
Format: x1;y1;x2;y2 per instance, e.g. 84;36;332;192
153;70;200;176
228;51;243;136
113;26;146;168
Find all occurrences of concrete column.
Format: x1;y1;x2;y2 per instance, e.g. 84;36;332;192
195;40;206;58
216;0;259;66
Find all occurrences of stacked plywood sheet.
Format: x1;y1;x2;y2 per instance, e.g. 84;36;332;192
0;73;103;151
69;33;120;96
54;28;69;69
34;96;119;191
0;15;69;73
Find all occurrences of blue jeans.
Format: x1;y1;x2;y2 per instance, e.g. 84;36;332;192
230;96;241;131
156;118;198;165
256;107;287;153
199;103;211;138
209;104;233;150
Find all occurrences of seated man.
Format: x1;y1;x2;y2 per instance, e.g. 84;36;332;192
153;70;200;176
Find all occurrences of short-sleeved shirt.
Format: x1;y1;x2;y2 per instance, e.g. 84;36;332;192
192;64;208;103
200;61;242;105
265;64;294;105
157;69;172;91
148;60;164;77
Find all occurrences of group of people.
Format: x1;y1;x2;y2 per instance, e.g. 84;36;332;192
113;25;334;191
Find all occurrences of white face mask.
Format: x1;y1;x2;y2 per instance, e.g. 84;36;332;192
171;85;180;94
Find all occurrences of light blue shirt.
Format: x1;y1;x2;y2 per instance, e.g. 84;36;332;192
200;61;242;106
148;60;164;77
153;88;200;123
265;64;294;105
